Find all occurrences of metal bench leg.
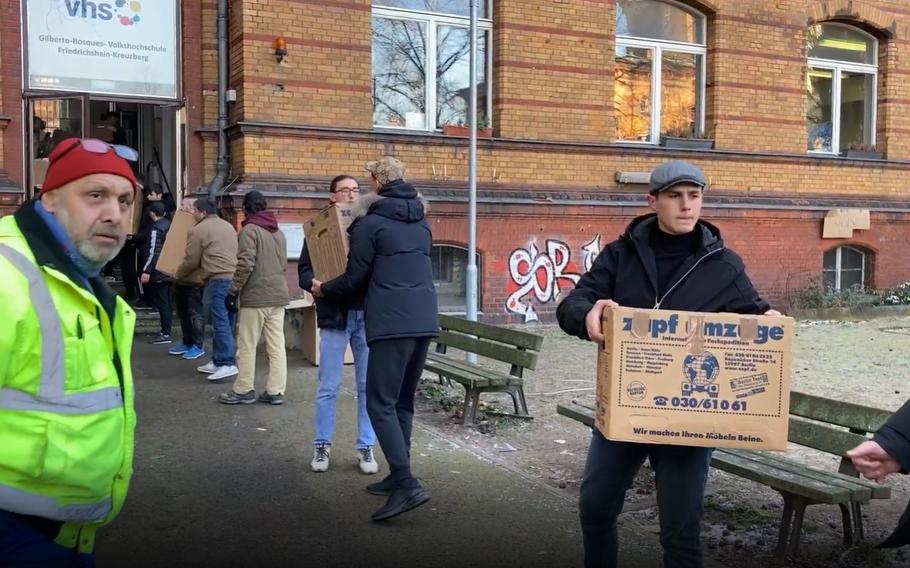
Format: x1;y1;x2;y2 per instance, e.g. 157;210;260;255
839;504;854;546
516;387;529;415
775;495;795;559
462;388;480;424
786;499;808;559
852;502;865;541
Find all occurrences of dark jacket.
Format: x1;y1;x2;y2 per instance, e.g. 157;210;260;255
321;180;438;344
297;239;363;330
140;216;172;284
872;400;910;548
557;214;769;340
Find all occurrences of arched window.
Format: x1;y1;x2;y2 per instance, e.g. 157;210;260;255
614;0;707;143
807;23;878;154
432;245;481;312
823;245;873;291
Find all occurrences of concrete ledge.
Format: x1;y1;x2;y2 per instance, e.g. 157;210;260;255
789;305;910;321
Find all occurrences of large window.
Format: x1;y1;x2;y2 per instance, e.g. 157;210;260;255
372;2;492;131
431;245;480;312
823;245;872;291
614;0;706;143
807;23;878;154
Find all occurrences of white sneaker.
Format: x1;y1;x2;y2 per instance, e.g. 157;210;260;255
311;444;330;472
207;365;238;382
358;447;379;475
197;361;217;374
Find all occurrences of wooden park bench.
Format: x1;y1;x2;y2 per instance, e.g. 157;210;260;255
423;315;544;424
557;392;894;559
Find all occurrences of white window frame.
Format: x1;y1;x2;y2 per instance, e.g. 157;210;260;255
807;23;878;156
614;0;707;144
823;245;869;291
372;4;493;132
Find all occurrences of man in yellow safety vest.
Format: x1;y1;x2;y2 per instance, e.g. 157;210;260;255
0;137;139;566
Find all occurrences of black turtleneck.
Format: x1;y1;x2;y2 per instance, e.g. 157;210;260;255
650;225;701;297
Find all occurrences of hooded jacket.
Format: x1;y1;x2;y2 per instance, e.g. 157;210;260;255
140;216;172;284
297;238;364;330
871;401;910;548
321;179;438;344
558;214;769;340
229;211;290;308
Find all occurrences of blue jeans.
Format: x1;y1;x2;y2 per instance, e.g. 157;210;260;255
579;429;714;568
204;278;236;366
313;310;374;449
0;510;94;567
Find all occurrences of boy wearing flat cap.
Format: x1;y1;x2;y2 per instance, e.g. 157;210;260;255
557;159;780;568
0;138;138;564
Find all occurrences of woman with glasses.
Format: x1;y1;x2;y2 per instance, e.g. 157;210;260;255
298;174;377;475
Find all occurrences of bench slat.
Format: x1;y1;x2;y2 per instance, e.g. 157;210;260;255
790;391;891;434
436;331;539;370
439;314;544;351
424;358;511;388
722;449;875;502
426;353;522;386
712;450;852;504
739;450;890;500
557;403;596;427
788;417;869;457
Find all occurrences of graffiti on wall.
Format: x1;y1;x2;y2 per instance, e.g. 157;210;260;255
505;235;602;323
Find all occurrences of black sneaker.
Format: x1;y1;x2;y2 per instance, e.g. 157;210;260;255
366;475;397;496
148;333;172;345
258;392;284;405
371;486;430;522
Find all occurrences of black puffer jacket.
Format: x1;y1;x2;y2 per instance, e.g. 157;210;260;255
872;400;910;548
297;239;363;330
140;216;172;283
557;214;769;340
321;180;438;344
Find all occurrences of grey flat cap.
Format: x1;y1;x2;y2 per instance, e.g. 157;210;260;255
649;160;706;194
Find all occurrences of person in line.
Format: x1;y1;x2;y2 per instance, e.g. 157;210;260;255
312;157;438;521
139;201;174;344
557;160;780;568
298;174;377;474
0;137;139;565
176;199;239;381
218;191;290;405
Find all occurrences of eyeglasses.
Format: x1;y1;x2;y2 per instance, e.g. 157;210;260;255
50;138;139;164
334;188;360;195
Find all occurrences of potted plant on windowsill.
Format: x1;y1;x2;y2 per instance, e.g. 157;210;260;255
442;118;493;137
843;144;884;160
659;125;715;150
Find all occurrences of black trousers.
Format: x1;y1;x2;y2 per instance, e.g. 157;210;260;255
148;281;174;336
175;283;204;348
119;242;139;300
366;337;431;488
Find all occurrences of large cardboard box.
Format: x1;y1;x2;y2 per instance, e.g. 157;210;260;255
129;191;144;235
155;210;196;277
303;205;355;282
285;297;354;366
596;307;793;450
300;305;354;366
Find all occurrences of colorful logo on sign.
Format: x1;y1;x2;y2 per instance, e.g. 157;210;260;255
63;0;142;26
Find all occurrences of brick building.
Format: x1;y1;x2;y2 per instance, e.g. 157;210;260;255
2;0;910;322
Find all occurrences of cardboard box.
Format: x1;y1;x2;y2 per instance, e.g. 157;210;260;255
299;304;354;366
129;191;144;235
303;205;355;282
155;210;196;277
596;307;793;450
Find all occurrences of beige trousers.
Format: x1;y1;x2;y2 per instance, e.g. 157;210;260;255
233;306;287;395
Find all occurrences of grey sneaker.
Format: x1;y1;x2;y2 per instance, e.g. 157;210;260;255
258;392;284;405
218;390;256;405
359;447;379;475
148;333;172;345
311;443;331;472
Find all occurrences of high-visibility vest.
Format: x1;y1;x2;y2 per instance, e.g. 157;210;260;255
0;215;136;553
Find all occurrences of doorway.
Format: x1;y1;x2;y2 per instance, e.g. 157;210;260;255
27;96;183;205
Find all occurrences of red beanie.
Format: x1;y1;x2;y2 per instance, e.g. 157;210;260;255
41;138;138;195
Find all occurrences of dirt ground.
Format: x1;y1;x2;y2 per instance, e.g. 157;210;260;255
413;315;910;567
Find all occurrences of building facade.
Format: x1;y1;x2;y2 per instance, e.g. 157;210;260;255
2;0;910;322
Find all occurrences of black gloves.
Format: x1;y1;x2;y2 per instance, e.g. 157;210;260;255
225;294;239;313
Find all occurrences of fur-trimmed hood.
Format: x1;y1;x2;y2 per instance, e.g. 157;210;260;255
349;180;428;223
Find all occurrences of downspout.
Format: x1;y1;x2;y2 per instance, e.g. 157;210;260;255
206;0;230;198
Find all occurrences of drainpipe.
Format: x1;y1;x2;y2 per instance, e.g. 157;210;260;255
206;0;230;198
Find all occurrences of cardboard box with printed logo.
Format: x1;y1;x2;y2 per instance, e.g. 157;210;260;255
596;307;793;450
303;205;355;282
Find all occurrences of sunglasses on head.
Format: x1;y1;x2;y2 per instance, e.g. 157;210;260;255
51;138;139;164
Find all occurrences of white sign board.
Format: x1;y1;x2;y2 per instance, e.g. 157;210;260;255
279;223;305;261
26;0;179;99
